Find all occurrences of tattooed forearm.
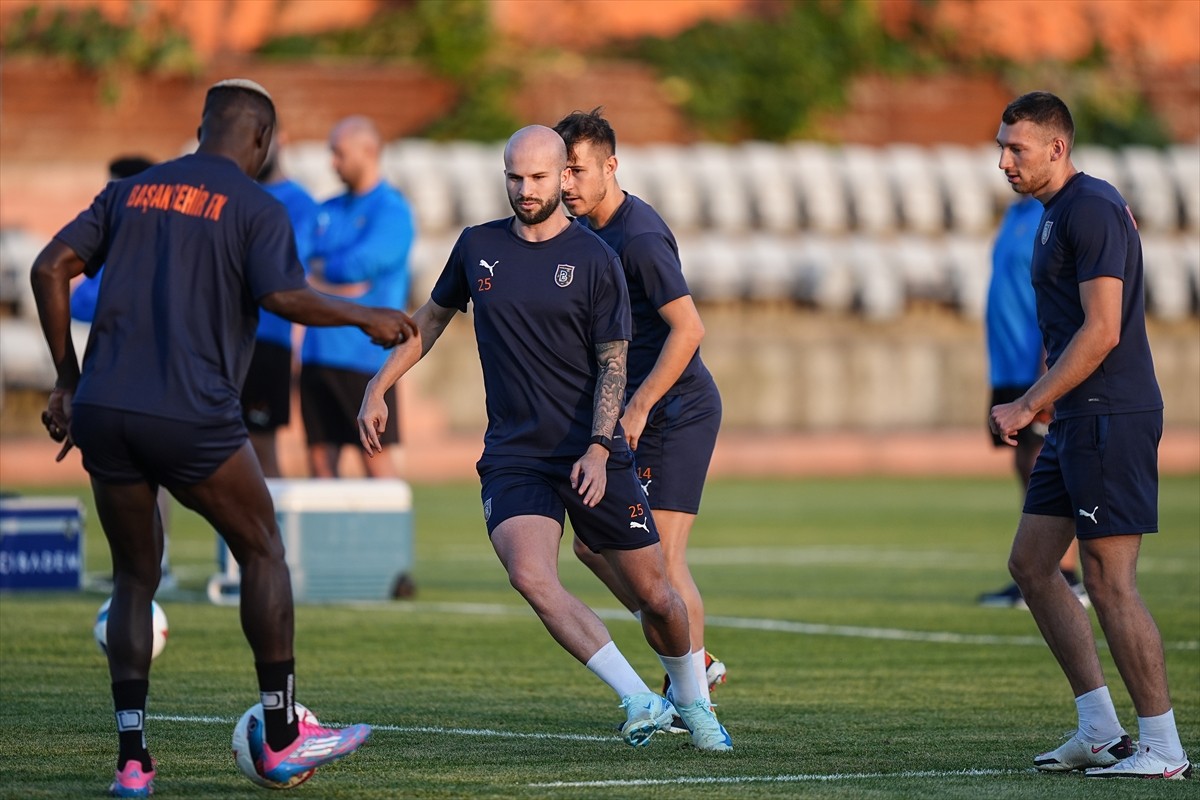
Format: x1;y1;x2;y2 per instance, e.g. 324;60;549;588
592;340;628;439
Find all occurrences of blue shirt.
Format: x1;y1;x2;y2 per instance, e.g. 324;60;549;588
54;152;308;423
432;219;631;459
258;178;318;348
301;181;414;373
1032;172;1162;418
986;197;1043;388
579;193;712;398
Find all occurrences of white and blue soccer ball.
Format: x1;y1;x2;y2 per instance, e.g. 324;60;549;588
93;597;169;661
231;702;318;789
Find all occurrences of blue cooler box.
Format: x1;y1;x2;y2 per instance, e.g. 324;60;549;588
0;496;85;591
209;479;413;604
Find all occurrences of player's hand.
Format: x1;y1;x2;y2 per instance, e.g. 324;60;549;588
570;445;610;507
361;307;419;348
357;391;389;456
41;387;74;461
619;408;647;451
989;399;1036;447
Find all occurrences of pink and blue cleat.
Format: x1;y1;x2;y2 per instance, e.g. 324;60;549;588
257;718;373;784
109;759;155;798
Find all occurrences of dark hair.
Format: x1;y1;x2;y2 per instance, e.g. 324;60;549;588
552;107;616;160
203;84;276;129
1002;91;1075;150
107;156;155;180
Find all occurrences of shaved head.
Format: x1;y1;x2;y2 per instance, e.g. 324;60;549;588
329;115;383;193
504;125;568;173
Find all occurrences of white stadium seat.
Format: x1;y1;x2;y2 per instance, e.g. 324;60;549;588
933;144;996;234
639;144;704;232
846;235;904;319
789;143;850;233
1120;146;1179;232
1073;145;1128;196
692;143;753;233
840;145;897;234
885;144;945;234
679;234;743;302
383;140;457;234
280;140;342;201
739;141;802;232
0;227;43;319
942;234;992;320
1167;142;1200;233
741;234;797;302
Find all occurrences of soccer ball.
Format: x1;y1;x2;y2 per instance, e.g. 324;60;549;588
231;702;318;789
93;597;169;661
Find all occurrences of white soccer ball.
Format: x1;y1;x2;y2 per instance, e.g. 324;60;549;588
231;702;318;789
93;597;169;661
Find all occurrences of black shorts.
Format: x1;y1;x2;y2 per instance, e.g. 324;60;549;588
477;450;659;553
634;380;722;514
1024;410;1161;538
301;364;399;447
989;386;1047;448
71;404;246;486
241;341;292;432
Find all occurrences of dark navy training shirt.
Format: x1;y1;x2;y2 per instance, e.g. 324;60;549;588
54;152;308;424
579;193;711;397
431;218;631;459
1031;172;1161;417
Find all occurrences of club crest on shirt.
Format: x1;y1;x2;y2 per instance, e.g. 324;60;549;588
483;497;492;522
554;264;575;288
1040;220;1054;245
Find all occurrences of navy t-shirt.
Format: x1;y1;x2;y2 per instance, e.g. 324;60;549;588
579;193;712;397
54;152;308;424
1032;172;1161;418
431;218;631;458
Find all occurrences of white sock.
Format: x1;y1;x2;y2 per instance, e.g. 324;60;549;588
1075;686;1124;741
691;649;711;703
1138;709;1186;762
585;641;649;699
659;652;700;707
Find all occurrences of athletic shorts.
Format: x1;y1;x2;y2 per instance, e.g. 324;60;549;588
634;381;722;514
1023;410;1161;538
70;403;246;486
989;386;1047;448
477;450;659;553
241;340;292;432
301;364;398;447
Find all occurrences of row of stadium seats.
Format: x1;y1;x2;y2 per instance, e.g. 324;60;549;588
279;139;1200;237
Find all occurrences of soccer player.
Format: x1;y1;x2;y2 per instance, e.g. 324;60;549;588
31;79;416;796
991;91;1190;779
249;128;318;477
358;125;732;752
552;109;727;714
302;115;414;478
978;195;1087;609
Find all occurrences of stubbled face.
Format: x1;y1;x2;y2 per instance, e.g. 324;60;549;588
997;119;1057;198
504;141;565;226
562;139;612;219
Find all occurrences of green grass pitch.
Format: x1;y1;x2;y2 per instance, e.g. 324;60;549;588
1;476;1197;799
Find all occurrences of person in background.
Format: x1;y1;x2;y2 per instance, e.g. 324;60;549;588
978;194;1087;609
32;79;414;796
250;129;318;477
991;90;1189;780
301;115;414;478
553;109;726;729
359;125;732;752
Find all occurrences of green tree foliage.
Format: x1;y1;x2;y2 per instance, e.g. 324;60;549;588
626;0;917;141
256;0;518;140
2;5;198;104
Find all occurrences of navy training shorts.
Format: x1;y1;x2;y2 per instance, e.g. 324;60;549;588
633;380;722;514
301;363;398;447
477;450;659;553
1023;410;1161;538
71;403;246;486
241;340;292;432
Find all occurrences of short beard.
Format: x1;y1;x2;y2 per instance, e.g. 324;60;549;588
512;193;561;226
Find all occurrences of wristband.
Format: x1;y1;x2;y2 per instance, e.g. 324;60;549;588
589;435;613;452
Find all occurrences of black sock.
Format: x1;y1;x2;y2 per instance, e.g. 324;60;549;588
255;659;298;752
112;680;152;771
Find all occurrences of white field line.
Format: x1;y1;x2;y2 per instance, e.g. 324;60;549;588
148;714;613;742
529;768;1021;788
357;601;1200;651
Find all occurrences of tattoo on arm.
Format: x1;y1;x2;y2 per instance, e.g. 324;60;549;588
593;340;628;439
